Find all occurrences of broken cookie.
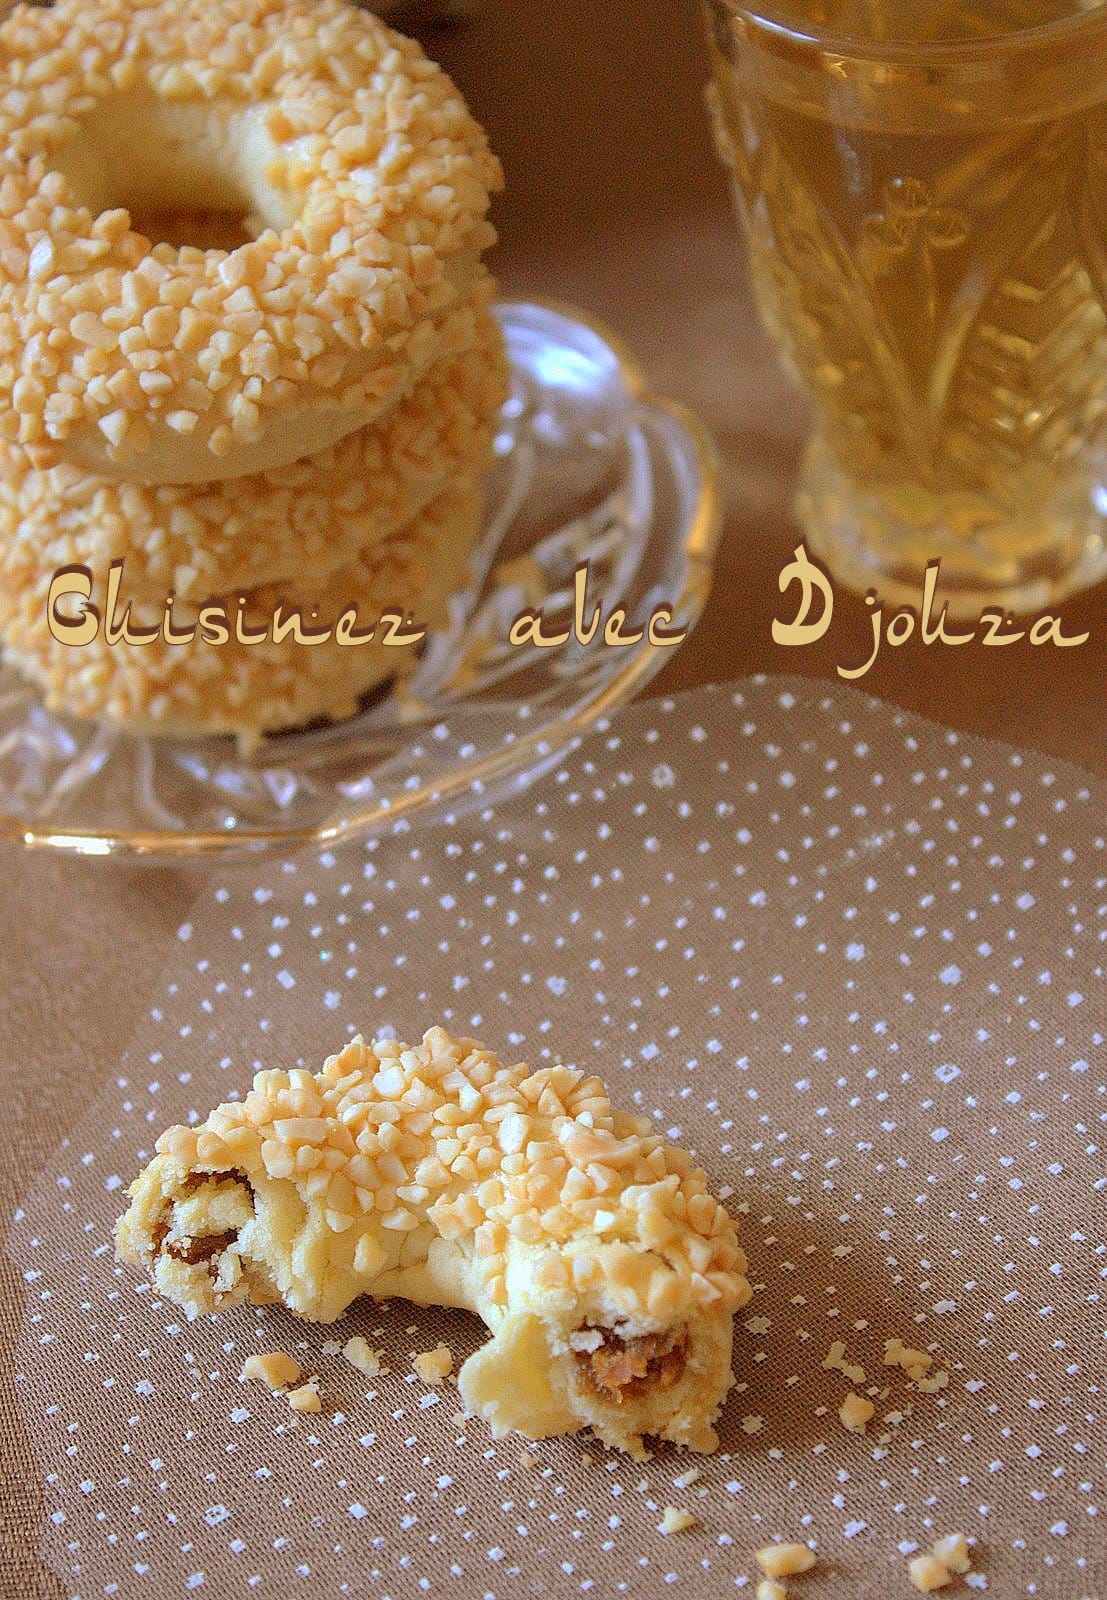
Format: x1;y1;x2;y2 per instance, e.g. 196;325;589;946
115;1028;751;1456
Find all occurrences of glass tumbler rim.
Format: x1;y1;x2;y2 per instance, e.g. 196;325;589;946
706;0;1107;70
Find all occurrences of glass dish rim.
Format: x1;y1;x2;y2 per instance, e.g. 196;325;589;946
707;0;1107;70
0;297;722;861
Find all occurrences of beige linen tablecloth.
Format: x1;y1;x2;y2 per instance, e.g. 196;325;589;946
2;3;1106;1597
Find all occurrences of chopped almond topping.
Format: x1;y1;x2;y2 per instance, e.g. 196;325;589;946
884;1338;934;1379
136;1029;752;1327
0;0;503;474
672;1466;702;1490
286;1381;322;1414
931;1534;971;1575
241;1351;301;1391
755;1582;788;1600
0;322;504;605
0;477;484;743
755;1543;817;1579
657;1507;697;1536
342;1336;383;1380
823;1339;865;1386
412;1344;453;1385
908;1554;954;1592
839;1391;876;1434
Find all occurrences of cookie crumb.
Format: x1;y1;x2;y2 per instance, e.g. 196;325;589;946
658;1506;697;1536
839;1392;876;1434
823;1339;866;1386
908;1554;954;1592
884;1338;934;1381
342;1336;383;1379
412;1344;453;1385
756;1543;817;1579
518;1451;538;1470
287;1381;322;1414
931;1534;971;1575
241;1351;302;1391
756;1582;788;1600
915;1369;951;1395
672;1466;702;1490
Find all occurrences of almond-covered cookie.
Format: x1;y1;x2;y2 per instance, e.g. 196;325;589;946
116;1028;752;1456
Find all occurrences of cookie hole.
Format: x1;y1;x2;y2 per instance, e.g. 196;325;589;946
118;205;255;253
49;91;301;251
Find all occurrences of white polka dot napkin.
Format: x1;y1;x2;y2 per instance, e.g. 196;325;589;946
11;678;1105;1599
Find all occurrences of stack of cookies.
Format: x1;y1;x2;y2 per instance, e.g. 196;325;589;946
0;0;507;745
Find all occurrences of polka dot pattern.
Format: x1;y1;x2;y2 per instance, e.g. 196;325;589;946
11;678;1106;1598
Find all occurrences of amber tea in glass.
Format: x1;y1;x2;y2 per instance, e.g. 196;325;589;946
706;0;1107;614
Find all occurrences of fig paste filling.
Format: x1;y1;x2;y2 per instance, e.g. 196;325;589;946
576;1327;688;1405
152;1169;254;1276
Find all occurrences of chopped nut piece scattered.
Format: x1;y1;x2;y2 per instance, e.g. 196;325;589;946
657;1506;697;1535
931;1534;971;1575
755;1543;816;1579
241;1351;302;1391
756;1543;817;1579
342;1336;383;1380
756;1582;788;1600
672;1466;702;1490
884;1338;951;1394
908;1554;954;1592
915;1369;951;1395
412;1344;453;1385
839;1391;876;1434
884;1338;934;1380
286;1381;322;1415
823;1339;866;1386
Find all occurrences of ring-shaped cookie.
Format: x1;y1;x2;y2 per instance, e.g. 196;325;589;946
0;298;506;601
0;0;502;480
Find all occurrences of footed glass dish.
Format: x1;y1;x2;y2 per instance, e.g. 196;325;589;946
0;301;720;858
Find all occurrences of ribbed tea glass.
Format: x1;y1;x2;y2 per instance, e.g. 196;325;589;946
706;0;1107;615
